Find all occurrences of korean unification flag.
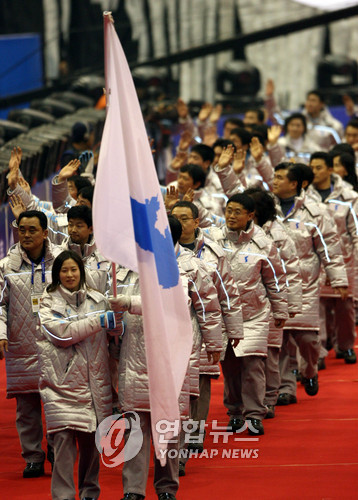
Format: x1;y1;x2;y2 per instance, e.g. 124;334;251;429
93;12;193;464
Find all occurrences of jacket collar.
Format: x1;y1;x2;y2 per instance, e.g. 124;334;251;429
275;189;306;220
65;235;97;258
58;284;88;307
9;239;55;272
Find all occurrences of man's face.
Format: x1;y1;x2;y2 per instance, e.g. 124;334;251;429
67;180;78;200
225;202;254;232
305;94;323;116
244;111;259;125
177;172;195;194
272;169;297;198
310;158;332;187
76;194;92;208
68;218;93;246
188;151;210;172
18;217;48;254
223;122;238;139
171;206;199;243
333;156;348;179
345;125;358;146
287;118;305;139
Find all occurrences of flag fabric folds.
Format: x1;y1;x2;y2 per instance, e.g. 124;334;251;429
93;12;193;464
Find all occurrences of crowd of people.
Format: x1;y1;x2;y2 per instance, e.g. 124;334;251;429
0;79;357;500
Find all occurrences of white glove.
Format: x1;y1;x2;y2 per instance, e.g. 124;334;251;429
109;295;131;312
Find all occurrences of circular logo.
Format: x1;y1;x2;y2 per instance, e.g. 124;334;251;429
95;411;143;467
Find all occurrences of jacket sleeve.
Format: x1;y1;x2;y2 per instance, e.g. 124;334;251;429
196;203;225;229
267;143;285;168
213;163;245;198
264;93;283;124
213;254;243;339
189;263;223;352
255;155;274;190
277;232;302;314
313;212;348;288
51;175;75;213
0;261;9;341
39;294;105;348
261;242;288;320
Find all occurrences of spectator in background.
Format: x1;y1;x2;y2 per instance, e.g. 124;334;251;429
278;113;319;160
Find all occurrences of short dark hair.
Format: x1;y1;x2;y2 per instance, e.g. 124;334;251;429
227;193;255;213
180;164;206;188
307;90;325;103
346;119;358;130
275;162;304;194
330;143;355;158
310;151;333;168
296;164;314;188
244;187;276;226
68;175;92;194
284;112;307;135
191;144;215;164
47;250;86;293
78;185;94;205
168;215;182;245
67;205;92;227
171;201;199;219
212;138;236;151
224;117;244;129
229;127;252;146
251;125;268;146
18;210;48;230
245;108;265;123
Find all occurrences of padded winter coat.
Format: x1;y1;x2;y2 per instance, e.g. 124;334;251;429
0;240;61;397
276;190;348;331
206;222;287;357
190;228;243;375
310;174;358;300
115;267;195;418
262;219;302;348
37;285;112;433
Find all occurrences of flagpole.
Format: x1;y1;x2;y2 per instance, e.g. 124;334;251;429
104;13;119;341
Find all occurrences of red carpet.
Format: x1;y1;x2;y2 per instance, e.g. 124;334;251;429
1;348;358;500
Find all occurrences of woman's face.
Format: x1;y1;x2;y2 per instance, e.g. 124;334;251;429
333;156;348;179
287;118;305;139
59;258;81;292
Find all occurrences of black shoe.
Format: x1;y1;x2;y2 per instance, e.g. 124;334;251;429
325;338;333;351
343;349;357;364
335;349;345;359
276;393;297;406
227;417;245;432
82;498;96;500
265;405;275;419
302;375;319;396
47;444;54;471
158;494;176;500
179;461;186;477
318;358;326;371
121;494;145;500
23;461;44;478
292;369;301;382
187;441;203;453
247;418;264;436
